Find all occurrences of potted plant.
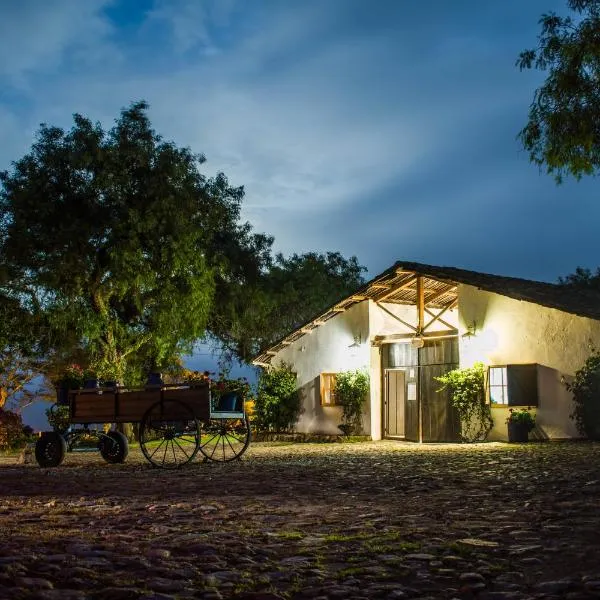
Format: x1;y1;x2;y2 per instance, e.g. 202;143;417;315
506;407;536;442
55;364;86;404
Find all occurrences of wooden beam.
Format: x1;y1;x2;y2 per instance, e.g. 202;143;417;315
417;276;424;334
350;295;367;301
422;300;457;332
424;285;457;305
423;300;457;331
370;283;391;289
375;303;418;332
376;274;418;303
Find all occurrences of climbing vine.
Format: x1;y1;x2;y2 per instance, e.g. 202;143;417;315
436;362;493;442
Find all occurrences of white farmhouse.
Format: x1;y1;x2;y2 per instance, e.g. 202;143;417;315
252;261;600;442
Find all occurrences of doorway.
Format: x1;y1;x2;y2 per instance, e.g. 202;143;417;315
382;337;460;442
384;369;406;437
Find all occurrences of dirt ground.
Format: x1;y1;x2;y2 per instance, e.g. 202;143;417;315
1;440;600;600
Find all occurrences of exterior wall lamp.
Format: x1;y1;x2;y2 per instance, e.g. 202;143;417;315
348;333;362;349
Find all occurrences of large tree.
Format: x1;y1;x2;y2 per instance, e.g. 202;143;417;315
211;251;366;362
518;0;600;181
0;101;270;382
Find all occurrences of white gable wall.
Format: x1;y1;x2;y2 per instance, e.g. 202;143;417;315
268;301;371;434
458;284;600;439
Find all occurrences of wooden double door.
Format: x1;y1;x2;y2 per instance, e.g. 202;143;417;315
383;338;460;442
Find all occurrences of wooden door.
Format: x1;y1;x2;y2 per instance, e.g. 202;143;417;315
384;369;405;437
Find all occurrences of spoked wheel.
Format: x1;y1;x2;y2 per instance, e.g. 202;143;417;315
98;431;129;464
35;432;67;467
139;399;200;468
199;415;251;462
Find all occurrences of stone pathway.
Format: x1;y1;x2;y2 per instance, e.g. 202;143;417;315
1;440;600;599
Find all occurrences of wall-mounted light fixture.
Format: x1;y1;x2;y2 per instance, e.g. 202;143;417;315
462;320;477;339
410;336;425;349
348;333;362;349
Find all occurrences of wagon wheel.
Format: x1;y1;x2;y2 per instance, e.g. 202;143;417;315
98;431;129;464
199;414;251;462
35;432;67;467
139;399;200;468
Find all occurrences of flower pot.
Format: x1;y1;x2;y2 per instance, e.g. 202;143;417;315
507;421;530;443
56;387;69;406
146;372;163;386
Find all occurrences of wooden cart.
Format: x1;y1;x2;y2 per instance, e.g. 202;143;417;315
35;382;251;469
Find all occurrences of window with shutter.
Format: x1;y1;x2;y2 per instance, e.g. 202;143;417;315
320;373;338;406
489;364;539;407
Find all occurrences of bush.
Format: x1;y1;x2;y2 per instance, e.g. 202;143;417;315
46;404;70;434
435;362;493;443
255;363;301;432
0;408;30;450
335;369;370;435
567;350;600;440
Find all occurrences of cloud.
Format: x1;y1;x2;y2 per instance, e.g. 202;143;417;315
146;0;238;54
2;0;598;285
0;0;115;83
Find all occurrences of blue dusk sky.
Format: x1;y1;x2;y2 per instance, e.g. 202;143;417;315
2;0;599;286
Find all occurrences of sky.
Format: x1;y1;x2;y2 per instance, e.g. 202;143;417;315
3;0;600;427
2;0;599;286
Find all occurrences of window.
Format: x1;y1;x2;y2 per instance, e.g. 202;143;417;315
489;366;508;404
489;364;539;407
320;373;338;406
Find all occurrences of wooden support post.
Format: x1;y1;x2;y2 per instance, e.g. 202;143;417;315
416;276;424;335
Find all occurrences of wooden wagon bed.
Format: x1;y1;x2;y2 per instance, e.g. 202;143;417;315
67;383;211;424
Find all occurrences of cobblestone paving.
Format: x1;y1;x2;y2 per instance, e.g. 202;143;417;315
1;440;600;599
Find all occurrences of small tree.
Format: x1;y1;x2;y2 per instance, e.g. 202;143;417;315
436;362;493;443
255;363;301;432
335;369;370;435
567;349;600;440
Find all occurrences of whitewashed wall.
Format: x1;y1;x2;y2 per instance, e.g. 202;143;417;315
458;284;600;440
268;302;371;434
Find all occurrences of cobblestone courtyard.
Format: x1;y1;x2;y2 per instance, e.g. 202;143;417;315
1;440;600;600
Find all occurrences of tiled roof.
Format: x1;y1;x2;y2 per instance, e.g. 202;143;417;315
252;260;600;366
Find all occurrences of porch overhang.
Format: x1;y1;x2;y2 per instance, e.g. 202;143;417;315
252;264;459;367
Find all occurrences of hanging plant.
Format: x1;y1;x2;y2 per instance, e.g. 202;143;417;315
436;362;493;442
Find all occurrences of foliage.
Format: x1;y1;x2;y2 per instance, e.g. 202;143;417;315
211;251;366;363
255;363;301;432
518;0;600;182
566;348;600;439
558;266;600;291
0;408;33;450
45;405;70;434
0;101;269;383
335;369;370;436
0;293;47;412
506;407;536;431
435;362;493;443
55;364;86;389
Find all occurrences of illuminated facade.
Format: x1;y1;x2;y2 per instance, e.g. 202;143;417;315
253;262;600;442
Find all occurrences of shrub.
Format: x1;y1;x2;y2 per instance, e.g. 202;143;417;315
46;404;70;434
435;362;493;443
255;363;301;432
335;369;370;435
0;408;30;450
567;350;600;440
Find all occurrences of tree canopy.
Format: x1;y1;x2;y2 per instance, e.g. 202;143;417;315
1;101;366;383
0;101;270;382
518;0;600;181
211;251;366;362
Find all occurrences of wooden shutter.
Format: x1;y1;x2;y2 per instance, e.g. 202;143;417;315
507;364;539;407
